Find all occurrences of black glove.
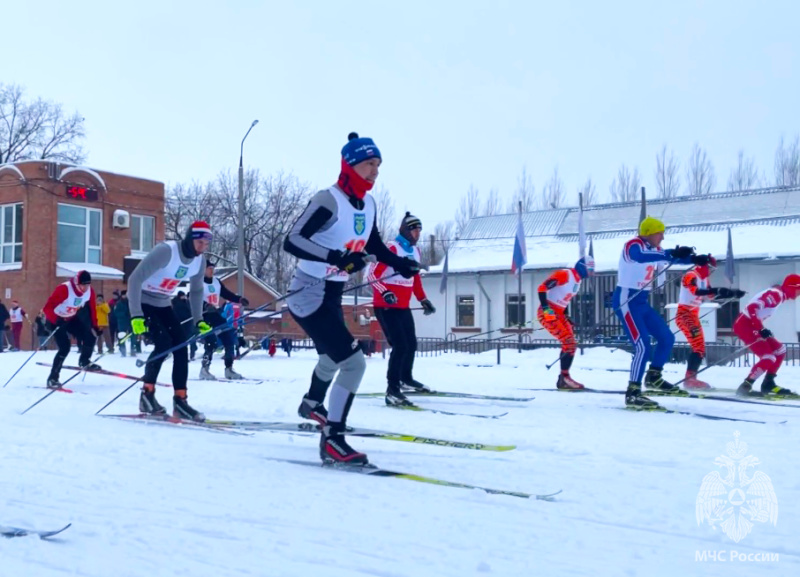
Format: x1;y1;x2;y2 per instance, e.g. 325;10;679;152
239;297;250;307
734;289;746;298
420;299;436;315
45;319;60;332
691;254;712;266
715;287;734;299
381;290;398;305
328;250;369;274
759;328;773;339
395;257;421;279
670;245;695;259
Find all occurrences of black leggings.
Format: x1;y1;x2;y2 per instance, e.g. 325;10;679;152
375;307;417;386
142;303;189;391
49;317;96;378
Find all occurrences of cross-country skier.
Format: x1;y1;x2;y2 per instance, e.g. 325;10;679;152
733;273;800;397
283;132;420;465
127;221;212;421
675;257;745;389
198;261;249;380
42;270;101;388
367;211;436;406
614;216;710;408
537;256;595;389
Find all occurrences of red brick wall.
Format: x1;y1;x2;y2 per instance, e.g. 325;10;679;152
0;161;164;350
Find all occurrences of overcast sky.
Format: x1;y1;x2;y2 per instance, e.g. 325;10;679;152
4;0;799;236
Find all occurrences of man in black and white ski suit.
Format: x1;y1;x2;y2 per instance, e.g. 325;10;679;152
284;132;420;465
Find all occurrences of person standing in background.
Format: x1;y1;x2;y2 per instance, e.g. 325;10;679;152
9;300;29;350
0;299;8;352
95;294;113;354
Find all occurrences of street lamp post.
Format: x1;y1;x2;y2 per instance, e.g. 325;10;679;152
238;119;259;297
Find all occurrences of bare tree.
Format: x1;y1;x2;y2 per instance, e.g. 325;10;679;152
774;134;800;187
455;185;481;234
609;164;641;202
431;220;455;262
0;83;86;164
372;185;397;241
509;165;537;212
484;187;503;216
654;144;681;198
165;181;224;241
685;142;716;195
578;177;598;207
541;166;566;208
727;149;762;191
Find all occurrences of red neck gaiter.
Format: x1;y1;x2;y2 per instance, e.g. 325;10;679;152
337;158;374;200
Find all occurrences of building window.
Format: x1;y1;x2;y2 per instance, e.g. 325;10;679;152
506;294;526;327
718;300;740;332
0;203;23;264
131;215;155;253
457;295;475;327
57;204;102;263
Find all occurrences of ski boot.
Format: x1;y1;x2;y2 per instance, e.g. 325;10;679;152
139;385;167;415
298;394;328;425
80;361;102;372
644;368;683;395
557;373;585;390
400;379;433;393
173;393;205;422
46;377;62;389
320;422;368;465
224;367;243;380
761;374;795;397
385;383;414;406
624;382;661;410
683;370;711;390
199;361;216;381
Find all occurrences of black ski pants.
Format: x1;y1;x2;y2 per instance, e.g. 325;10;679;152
375;307;417;387
142;303;189;391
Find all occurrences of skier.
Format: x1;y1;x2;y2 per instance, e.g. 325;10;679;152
614;216;709;408
199;261;249;380
675;257;745;389
42;270;101;388
127;221;212;421
537;256;595;389
367;212;436;406
733;274;800;397
284;132;420;464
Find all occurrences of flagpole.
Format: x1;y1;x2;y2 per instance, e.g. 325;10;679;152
518;200;523;353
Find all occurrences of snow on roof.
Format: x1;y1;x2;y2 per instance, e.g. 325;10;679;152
56;262;125;280
59;166;107;190
0;164;25;180
430;222;800;275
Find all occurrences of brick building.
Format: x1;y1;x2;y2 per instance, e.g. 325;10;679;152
0;160;165;349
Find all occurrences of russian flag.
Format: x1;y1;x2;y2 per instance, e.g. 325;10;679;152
511;213;527;275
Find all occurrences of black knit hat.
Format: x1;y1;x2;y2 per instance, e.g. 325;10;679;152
399;212;422;245
77;270;92;284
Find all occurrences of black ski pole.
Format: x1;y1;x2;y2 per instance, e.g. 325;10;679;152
3;326;61;389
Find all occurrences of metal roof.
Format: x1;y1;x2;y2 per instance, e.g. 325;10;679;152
459;209;568;240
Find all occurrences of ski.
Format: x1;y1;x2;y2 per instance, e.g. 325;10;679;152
203;420;515;451
26;386;83;395
98;413;253;436
523;387;625;394
358;391;534;402
1;523;72;539
35;363;171;387
190;377;264;385
265;458;560;501
646;389;800;409
616;406;782;424
387;404;508;419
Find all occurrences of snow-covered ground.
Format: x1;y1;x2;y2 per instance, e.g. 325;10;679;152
1;345;798;576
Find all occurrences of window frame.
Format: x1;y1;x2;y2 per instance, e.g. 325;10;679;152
57;203;103;264
0;202;23;264
456;294;475;327
131;214;156;254
505;293;526;327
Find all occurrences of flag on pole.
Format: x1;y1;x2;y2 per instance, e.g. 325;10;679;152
578;194;587;258
724;227;736;286
588;236;594;258
639;187;647;227
511;212;528;275
439;250;449;294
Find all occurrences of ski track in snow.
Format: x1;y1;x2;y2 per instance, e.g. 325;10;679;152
1;346;799;576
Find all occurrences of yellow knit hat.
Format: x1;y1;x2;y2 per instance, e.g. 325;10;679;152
639;216;665;236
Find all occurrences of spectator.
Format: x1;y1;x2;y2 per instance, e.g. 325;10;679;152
35;311;51;349
0;299;8;352
112;290;139;357
108;289;120;346
9;300;29;350
95;294;113;354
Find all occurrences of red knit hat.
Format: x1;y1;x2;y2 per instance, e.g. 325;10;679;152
190;221;212;240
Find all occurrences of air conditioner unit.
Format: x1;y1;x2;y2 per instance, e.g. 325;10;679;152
113;209;130;229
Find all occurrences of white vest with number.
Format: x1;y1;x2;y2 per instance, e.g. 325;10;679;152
678;271;709;308
53;282;92;319
203;277;222;307
297;186;375;282
379;241;420;288
547;270;582;310
9;308;24;322
141;241;203;296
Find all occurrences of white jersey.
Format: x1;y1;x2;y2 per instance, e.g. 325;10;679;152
369;240;420;289
546;270;582;309
141;241;203;296
743;288;785;321
617;237;665;290
53;281;92;319
678;270;710;308
203;277;222;307
297;186;375;282
9;308;25;323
